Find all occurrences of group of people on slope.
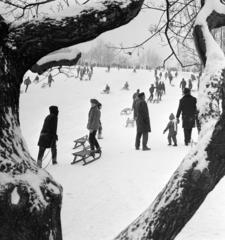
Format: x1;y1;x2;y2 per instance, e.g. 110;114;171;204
23;73;54;93
37;99;103;168
132;86;198;149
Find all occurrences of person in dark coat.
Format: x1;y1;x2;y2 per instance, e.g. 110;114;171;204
24;76;31;92
180;78;187;92
148;84;155;102
176;88;197;145
37;105;59;167
135;92;151;150
163;113;177;146
48;73;54;87
87;99;101;152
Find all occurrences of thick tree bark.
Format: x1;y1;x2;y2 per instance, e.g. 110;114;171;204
0;1;144;239
114;1;225;240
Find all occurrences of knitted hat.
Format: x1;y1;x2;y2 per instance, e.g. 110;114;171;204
138;92;145;98
169;113;175;120
49;105;58;114
90;99;99;105
183;88;190;95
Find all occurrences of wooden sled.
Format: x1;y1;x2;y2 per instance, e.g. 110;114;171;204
126;117;135;127
71;146;101;165
120;108;132;115
101;90;110;94
41;83;48;88
73;135;88;149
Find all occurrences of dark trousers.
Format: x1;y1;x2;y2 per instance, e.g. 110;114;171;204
135;132;148;149
183;128;192;145
37;142;57;168
168;132;177;145
25;84;29;92
89;130;100;150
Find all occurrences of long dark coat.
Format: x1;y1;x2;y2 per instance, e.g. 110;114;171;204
38;113;58;148
176;94;197;129
136;99;151;133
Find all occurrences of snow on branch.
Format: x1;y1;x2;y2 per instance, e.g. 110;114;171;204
6;0;144;71
30;47;81;74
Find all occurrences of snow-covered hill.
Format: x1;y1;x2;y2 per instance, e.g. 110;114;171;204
20;68;225;240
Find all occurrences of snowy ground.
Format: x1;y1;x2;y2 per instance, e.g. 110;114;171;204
20;68;225;240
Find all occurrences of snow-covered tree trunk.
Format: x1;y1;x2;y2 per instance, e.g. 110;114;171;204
114;1;225;239
0;1;144;239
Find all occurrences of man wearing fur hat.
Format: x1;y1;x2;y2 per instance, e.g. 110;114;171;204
37;105;59;167
135;92;151;151
87;99;101;153
176;88;197;145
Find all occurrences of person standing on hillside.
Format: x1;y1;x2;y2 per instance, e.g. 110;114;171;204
163;113;177;146
48;73;54;87
37;106;59;167
87;99;101;153
180;78;187;92
24;76;31;92
176;88;197;146
135;92;151;151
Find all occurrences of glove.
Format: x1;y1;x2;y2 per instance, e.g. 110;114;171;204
176;118;180;124
163;130;166;134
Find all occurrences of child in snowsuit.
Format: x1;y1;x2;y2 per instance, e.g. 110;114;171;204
163;113;177;146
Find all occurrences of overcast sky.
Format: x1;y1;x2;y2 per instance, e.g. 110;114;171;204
76;6;170;58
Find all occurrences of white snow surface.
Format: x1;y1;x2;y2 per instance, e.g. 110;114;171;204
37;47;81;66
20;68;225;240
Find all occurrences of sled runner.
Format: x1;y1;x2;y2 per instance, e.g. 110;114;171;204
120;108;132;115
41;82;48;88
100;89;110;94
126;117;135;127
71;146;101;165
73;135;88;149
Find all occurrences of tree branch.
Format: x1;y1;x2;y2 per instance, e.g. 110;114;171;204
6;0;144;73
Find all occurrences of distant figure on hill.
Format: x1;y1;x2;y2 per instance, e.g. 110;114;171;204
180;78;187;92
135;92;151;151
106;65;110;72
33;75;39;83
87;99;101;153
48;73;54;87
123;81;129;90
191;73;196;81
37;106;59;167
164;71;168;80
176;88;197;146
148;84;155;102
103;84;110;94
24;76;31;92
188;79;193;90
168;71;173;85
163;113;177;146
76;66;81;78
